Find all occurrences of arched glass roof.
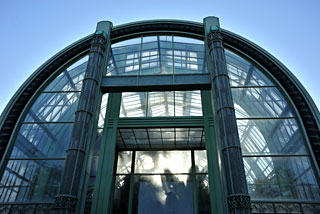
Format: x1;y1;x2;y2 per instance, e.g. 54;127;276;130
0;20;319;212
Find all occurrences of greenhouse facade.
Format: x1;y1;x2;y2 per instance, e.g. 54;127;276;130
0;17;320;213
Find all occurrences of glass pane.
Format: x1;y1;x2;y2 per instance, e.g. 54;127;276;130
195;150;208;173
112;37;141;48
112;175;131;214
117;128;204;150
244;157;320;201
44;57;88;91
132;175;193;214
107;35;206;76
148;92;174;117
0;160;64;202
90;156;99;177
108;41;141;76
93;129;103;155
237;119;306;155
173;41;205;75
225;49;274;87
116;151;132;174
175;91;202;116
120;91;202;118
197;175;211;213
232;87;294;118
120;92;147;117
98;93;109;128
24;92;80;122
10;123;73;158
135;151;191;174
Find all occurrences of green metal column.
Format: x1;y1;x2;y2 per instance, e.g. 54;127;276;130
54;21;112;213
201;90;227;214
203;17;251;214
91;93;122;214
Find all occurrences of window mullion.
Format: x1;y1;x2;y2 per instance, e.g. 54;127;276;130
127;151;136;214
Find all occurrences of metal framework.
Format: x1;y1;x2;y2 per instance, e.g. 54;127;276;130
0;17;320;214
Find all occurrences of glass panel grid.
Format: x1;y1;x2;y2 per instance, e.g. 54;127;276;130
227;49;320;202
114;150;210;213
24;92;80;122
0;159;64;202
244;157;320;201
120;91;202;118
117;128;205;150
0;57;87;203
107;35;205;76
232;87;294;118
225;49;274;87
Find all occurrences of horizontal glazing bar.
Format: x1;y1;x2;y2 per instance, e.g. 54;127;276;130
7;158;66;160
236;117;296;120
242;154;309;157
21;121;74;124
101;73;211;92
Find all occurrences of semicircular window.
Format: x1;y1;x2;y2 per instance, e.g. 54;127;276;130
226;49;320;201
0;56;88;203
107;35;206;76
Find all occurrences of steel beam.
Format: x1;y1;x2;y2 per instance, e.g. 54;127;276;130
101;73;211;92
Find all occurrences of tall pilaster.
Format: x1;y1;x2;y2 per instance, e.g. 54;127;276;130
54;21;112;213
204;16;251;214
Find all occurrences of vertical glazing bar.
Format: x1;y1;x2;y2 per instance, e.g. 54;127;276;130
201;90;226;213
54;21;112;214
127;151;136;214
204;16;251;214
191;150;199;214
90;93;122;214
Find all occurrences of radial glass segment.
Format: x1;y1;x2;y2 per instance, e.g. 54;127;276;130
0;56;88;203
226;49;320;201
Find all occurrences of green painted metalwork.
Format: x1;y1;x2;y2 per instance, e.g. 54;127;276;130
91;93;122;214
1;18;320;214
201;90;226;213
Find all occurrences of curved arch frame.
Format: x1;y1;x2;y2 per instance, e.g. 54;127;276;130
1;19;319;172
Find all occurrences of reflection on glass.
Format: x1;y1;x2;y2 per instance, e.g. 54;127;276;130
133;175;193;214
107;35;205;76
135;151;191;174
175;91;202;116
120;91;202;118
244;157;320;201
113;175;130;214
10;123;73;158
0;160;64;202
116;151;132;174
98;93;109;128
197;175;211;213
232;88;293;118
44;57;88;92
148;92;174;117
24;92;80;122
237;119;306;155
225;49;273;87
195;150;208;173
120;92;147;117
114;150;211;213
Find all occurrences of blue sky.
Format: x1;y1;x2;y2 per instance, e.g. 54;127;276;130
0;0;319;115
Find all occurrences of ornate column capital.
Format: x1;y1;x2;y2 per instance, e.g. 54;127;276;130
207;26;223;51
